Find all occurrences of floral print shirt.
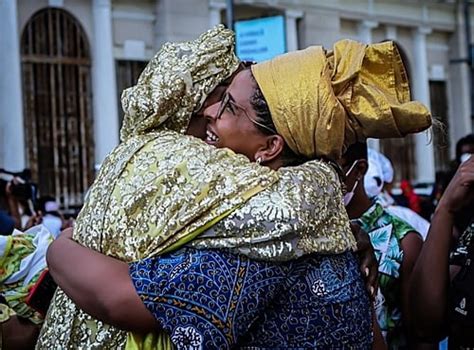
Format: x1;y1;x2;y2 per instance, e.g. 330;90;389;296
355;202;417;348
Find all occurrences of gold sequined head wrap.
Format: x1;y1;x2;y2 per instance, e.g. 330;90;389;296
120;25;239;141
251;39;432;159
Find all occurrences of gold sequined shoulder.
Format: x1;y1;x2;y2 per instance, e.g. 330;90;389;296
190;159;356;260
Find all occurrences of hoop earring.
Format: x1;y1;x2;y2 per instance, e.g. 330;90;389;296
256;157;262;165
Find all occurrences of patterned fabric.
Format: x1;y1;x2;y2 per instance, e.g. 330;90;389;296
130;248;372;349
0;302;17;350
0;303;16;323
120;25;238;141
355;201;416;348
0;226;53;324
451;221;474;266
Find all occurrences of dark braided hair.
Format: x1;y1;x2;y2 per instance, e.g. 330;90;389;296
248;68;308;167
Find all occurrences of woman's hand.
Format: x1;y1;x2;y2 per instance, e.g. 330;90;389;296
351;222;378;299
437;156;474;215
1;315;40;349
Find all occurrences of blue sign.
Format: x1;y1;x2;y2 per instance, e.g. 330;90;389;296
235;16;286;62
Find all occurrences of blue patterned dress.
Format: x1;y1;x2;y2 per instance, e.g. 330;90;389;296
129;248;372;349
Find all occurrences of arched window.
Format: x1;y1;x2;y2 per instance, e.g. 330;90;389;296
21;8;94;211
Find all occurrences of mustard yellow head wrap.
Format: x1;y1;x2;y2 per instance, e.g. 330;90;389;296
251;39;432;159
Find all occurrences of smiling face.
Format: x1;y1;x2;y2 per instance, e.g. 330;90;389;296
201;69;275;161
186;84;227;140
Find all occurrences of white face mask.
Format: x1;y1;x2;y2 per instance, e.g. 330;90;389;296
460;153;472;164
344;160;360;207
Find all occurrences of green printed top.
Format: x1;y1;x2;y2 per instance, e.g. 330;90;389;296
356;202;417;349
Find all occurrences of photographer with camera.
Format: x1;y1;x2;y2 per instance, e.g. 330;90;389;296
0;169;39;234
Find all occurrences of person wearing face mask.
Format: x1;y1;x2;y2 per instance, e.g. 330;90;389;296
455;134;474;165
365;148;430;240
338;142;430;350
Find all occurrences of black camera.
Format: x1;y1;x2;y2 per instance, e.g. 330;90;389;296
0;169;37;203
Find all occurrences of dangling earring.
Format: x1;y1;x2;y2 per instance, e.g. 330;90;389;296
256;157;262;165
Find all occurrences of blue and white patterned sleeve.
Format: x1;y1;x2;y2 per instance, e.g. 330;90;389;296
128;247;290;349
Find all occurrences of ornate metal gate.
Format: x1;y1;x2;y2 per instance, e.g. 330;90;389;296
21;8;94;210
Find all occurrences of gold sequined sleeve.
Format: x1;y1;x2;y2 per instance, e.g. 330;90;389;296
189;159;356;261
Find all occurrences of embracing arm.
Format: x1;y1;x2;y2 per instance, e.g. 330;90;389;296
410;207;453;340
351;222;378;300
410;156;474;340
46;230;158;333
399;231;423;343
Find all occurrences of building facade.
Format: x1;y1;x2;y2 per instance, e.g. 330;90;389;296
0;0;472;208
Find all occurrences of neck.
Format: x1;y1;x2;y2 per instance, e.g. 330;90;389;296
264;158;284;170
346;184;373;220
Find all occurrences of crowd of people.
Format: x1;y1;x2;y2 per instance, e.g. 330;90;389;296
0;25;473;349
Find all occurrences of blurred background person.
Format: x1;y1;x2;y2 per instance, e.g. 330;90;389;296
0;169;37;234
366;148;430;240
339;142;434;349
411;154;474;349
453;133;474;171
37;196;65;238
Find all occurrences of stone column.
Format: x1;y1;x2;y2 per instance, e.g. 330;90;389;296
92;0;119;167
285;9;303;52
0;0;25;171
358;20;380;151
209;1;225;28
385;25;397;41
357;20;378;44
448;2;472;154
412;26;435;183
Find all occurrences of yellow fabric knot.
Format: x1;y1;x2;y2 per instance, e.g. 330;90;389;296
251;39;432;159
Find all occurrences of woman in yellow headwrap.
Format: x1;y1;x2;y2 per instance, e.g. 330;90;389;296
42;28;431;350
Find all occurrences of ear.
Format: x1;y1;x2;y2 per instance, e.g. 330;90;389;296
355;159;369;178
254;135;285;165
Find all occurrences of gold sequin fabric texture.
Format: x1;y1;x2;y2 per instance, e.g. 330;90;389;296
191;160;355;261
120;26;239;139
37;132;278;349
